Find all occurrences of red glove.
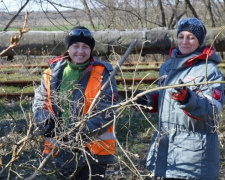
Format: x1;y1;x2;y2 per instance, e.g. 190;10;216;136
171;79;190;104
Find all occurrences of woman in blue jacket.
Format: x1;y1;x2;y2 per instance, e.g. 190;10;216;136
138;18;224;179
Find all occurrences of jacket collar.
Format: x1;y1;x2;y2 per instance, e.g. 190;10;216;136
169;46;220;69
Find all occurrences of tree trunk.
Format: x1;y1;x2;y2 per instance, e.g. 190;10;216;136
144;0;147;27
81;0;97;30
201;0;215;27
185;0;199;18
1;29;224;56
159;0;166;27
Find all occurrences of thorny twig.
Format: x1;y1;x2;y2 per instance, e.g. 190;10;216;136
0;10;30;57
204;26;225;133
25;146;59;180
0;114;34;177
0;76;224;179
1;30;225;179
4;40;138;179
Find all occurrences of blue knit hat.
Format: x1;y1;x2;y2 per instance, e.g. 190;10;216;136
177;17;207;45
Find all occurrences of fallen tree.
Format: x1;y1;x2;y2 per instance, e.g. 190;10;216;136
0;28;224;56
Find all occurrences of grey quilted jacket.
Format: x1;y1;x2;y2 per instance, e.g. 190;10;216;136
146;46;224;179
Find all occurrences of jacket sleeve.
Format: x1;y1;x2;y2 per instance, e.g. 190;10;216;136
135;91;159;112
178;64;224;125
83;69;119;136
147;92;159;112
32;72;55;125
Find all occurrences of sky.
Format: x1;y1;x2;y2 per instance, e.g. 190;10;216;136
0;0;83;12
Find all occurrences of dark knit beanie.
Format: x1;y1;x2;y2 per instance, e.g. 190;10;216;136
177;17;207;45
64;26;95;51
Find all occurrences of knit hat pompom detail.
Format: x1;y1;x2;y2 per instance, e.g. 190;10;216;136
177;17;207;45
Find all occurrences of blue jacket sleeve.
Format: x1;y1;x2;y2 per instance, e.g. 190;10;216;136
32;73;55;126
178;64;224;125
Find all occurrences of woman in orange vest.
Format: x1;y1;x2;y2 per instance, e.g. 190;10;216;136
33;26;118;179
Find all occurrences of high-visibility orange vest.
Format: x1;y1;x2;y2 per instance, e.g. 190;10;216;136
43;64;115;156
83;65;115;155
43;68;54;112
43;68;58;156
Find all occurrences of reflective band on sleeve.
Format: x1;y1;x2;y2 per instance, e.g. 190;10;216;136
46;137;57;145
86;139;115;155
95;132;115;141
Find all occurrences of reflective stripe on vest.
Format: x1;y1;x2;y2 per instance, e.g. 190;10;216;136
43;68;58;156
85;125;115;155
43;64;115;156
83;65;115;155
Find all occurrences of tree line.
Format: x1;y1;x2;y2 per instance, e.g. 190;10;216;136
1;0;225;31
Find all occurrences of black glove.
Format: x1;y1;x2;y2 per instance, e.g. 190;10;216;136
44;119;55;137
171;79;190;104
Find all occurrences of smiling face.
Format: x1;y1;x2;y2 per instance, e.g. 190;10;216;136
68;42;91;64
177;31;200;55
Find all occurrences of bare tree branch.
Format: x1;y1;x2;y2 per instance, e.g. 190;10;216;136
82;0;96;30
201;0;215;27
185;0;199;18
3;0;30;31
159;0;166;27
0;10;30;56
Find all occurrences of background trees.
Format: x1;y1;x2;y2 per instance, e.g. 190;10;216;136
0;0;225;32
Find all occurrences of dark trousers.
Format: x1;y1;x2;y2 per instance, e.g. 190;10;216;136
154;178;184;180
72;164;107;180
